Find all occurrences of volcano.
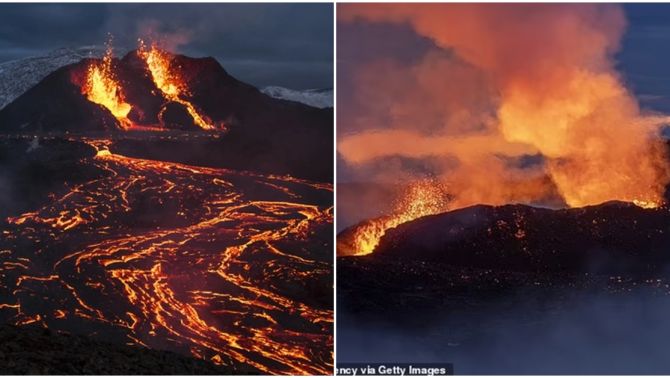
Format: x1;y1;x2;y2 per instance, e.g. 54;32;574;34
0;48;332;181
339;202;670;374
0;45;333;375
0;49;329;133
338;200;670;373
340;201;670;274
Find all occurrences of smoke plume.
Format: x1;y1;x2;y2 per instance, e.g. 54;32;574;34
338;4;670;210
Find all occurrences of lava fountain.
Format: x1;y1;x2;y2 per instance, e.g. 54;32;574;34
81;39;133;129
346;179;451;255
138;40;222;131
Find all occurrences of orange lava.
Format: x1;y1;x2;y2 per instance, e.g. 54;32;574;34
337;5;670;256
349;179;451;255
138;40;222;131
1;137;332;374
81;40;133;129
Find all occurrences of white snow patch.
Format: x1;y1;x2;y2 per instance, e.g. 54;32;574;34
261;86;332;109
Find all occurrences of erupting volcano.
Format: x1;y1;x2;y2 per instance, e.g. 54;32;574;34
337;3;670;257
338;4;670;374
339;179;451;255
138;40;221;131
0;33;332;374
82;40;132;129
70;37;226;132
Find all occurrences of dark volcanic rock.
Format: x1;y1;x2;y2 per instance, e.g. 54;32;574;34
363;202;670;274
0;50;333;181
337;256;670;374
0;323;259;374
337;256;670;318
158;101;199;130
338;200;670;374
0;137;104;220
0;60;121;132
118;51;165;125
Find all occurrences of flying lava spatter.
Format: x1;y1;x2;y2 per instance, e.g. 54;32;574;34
349;179;451;255
81;39;133;129
138;39;222;131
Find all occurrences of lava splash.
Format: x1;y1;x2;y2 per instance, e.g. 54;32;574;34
0;138;333;375
81;40;133;130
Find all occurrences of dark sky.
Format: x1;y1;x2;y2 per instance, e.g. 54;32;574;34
0;3;333;90
620;3;670;112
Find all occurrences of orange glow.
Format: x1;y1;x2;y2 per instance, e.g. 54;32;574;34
138;40;221;131
81;39;133;129
3;137;332;374
350;179;451;255
337;4;670;255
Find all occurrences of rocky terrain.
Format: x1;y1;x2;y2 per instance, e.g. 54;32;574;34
337;201;670;373
0;47;103;110
0;324;258;374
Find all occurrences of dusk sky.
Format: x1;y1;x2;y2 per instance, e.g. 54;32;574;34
0;3;333;89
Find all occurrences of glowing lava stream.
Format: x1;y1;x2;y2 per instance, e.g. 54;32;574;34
139;41;222;131
1;138;332;374
345;180;665;256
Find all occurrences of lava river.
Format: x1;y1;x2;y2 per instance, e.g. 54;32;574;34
0;138;333;375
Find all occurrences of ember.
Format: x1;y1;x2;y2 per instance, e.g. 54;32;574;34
345;179;451;255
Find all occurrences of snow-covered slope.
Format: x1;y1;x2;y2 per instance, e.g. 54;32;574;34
0;47;333;110
0;47;103;110
261;86;333;109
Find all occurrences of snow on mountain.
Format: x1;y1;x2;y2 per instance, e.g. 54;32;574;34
261;86;333;109
0;47;104;110
0;47;333;111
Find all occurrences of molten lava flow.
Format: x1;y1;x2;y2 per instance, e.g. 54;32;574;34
350;179;451;255
82;42;132;129
1;136;332;374
138;40;220;131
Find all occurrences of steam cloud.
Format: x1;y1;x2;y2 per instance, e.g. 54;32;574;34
338;4;670;210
